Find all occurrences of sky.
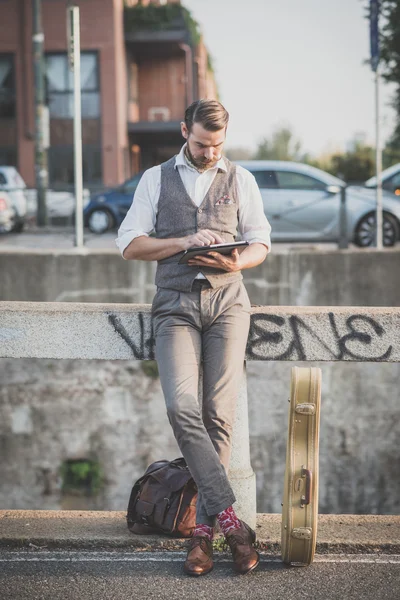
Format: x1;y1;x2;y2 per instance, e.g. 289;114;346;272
183;0;397;157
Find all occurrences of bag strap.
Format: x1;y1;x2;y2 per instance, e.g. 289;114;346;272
169;457;188;470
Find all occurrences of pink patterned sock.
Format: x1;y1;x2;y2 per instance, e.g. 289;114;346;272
193;523;214;541
217;506;241;536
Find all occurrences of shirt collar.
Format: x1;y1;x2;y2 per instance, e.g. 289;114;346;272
174;144;227;173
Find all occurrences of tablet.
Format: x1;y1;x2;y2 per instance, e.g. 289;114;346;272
178;240;249;264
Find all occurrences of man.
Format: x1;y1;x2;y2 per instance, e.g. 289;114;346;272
116;99;271;576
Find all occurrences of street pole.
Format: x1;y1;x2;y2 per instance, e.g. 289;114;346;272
370;0;382;249
67;5;84;248
375;68;383;249
338;186;348;249
32;0;48;226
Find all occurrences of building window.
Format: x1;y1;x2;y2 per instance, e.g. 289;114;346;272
46;52;100;119
0;55;17;167
0;55;15;118
48;144;102;187
46;52;102;186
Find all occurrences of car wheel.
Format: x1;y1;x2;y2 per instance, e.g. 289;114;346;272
354;212;399;247
87;208;115;234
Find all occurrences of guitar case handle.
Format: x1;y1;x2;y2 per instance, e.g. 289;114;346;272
301;466;312;506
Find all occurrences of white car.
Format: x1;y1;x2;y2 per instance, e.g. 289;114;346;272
236;160;400;246
25;188;91;219
0;166;28;232
0;190;17;233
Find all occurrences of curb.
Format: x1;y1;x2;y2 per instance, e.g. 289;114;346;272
0;511;399;554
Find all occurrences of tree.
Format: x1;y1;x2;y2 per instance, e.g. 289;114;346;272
224;147;253;161
330;142;375;182
253;126;303;161
304;140;398;183
374;1;400;149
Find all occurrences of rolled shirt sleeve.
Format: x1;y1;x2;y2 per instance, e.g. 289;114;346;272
115;166;161;259
236;165;272;252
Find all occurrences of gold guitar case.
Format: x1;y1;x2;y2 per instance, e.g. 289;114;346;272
281;366;321;566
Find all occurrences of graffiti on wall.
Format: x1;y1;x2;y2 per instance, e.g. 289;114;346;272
108;311;394;362
246;312;393;361
108;313;155;360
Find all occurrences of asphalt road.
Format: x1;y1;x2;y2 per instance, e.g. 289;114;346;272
1;550;399;600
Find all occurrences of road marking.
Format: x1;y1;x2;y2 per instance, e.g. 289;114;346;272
0;552;399;564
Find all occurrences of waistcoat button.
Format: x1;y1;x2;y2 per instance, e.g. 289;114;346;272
198;208;203;213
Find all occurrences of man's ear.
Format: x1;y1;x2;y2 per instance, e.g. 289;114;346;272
180;122;189;140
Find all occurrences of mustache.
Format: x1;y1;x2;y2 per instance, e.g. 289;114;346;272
201;155;222;162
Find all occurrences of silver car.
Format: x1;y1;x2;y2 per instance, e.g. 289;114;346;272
363;162;400;197
237;160;400;246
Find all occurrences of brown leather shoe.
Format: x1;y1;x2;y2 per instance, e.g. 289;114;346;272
225;520;260;574
183;535;213;576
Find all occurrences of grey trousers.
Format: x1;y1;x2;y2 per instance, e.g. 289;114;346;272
151;279;251;526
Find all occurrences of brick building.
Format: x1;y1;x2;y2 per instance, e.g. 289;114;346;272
0;0;217;190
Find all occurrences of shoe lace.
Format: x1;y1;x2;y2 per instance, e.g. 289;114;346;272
189;536;210;553
227;533;246;550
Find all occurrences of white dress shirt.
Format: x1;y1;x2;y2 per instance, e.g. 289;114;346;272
116;145;272;260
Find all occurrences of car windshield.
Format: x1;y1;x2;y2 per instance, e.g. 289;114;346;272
0;168;26;189
121;173;143;194
365;163;400;187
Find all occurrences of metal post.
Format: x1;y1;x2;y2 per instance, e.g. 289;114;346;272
375;69;383;249
338;186;348;249
32;0;48;226
68;5;84;248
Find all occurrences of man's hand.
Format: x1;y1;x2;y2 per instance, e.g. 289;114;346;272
188;248;242;272
187;242;268;273
183;229;225;250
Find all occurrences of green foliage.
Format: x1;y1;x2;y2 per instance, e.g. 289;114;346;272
141;360;159;379
310;142;400;182
367;0;400;147
124;2;201;46
253;126;400;183
212;536;228;551
329;142;375;182
60;459;104;496
254;127;303;162
225;147;254;161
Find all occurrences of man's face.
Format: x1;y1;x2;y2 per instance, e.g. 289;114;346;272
181;122;226;171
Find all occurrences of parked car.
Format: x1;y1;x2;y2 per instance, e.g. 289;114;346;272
0;166;28;232
0;190;17;233
237;160;400;246
363;163;400;197
25;188;91;219
84;173;143;233
83;160;400;247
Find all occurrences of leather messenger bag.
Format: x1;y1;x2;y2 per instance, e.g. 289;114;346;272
126;457;197;538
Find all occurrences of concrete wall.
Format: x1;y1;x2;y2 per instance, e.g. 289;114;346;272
1;357;399;514
0;248;399;514
1;247;399;306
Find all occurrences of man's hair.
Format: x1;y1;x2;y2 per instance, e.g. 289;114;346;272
184;99;229;133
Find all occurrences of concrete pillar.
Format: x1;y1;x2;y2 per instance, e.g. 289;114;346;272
229;363;257;529
199;362;257;530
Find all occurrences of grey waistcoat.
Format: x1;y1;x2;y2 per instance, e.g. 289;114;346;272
155;156;243;292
